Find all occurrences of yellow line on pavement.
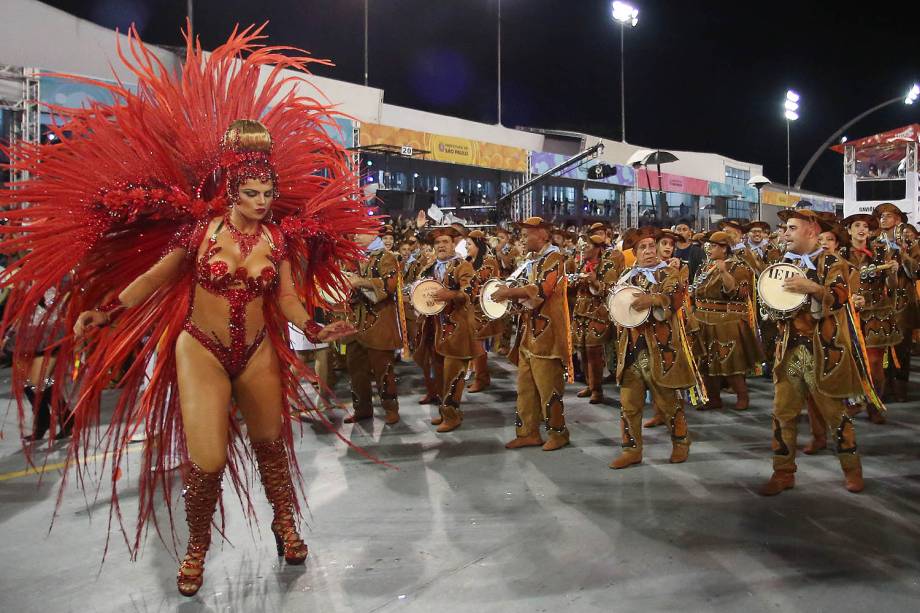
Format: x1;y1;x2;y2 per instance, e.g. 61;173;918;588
0;447;138;482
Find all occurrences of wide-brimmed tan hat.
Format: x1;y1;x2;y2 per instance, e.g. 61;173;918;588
873;202;907;222
841;213;879;231
514;216;554;230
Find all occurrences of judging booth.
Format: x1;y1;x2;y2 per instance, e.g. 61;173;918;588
834;124;920;222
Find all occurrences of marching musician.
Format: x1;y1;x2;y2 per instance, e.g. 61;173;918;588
403;230;439;405
490;217;572;452
466;229;502;393
874;203;920;403
842;213;900;423
571;233;624;404
759;209;863;496
644;228;689;427
802;221;853;454
718;219;761;274
493;226;521;357
343;231;404;425
689;231;764;411
744;220;782;271
609;227;694;469
414;227;483;432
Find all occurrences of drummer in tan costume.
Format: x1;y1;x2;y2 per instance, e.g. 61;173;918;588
493;226;521;356
490;217;572;452
759;209;863;496
572;233;624;404
413;227;483;432
465;229;502;393
343;231;404;425
609;226;694;469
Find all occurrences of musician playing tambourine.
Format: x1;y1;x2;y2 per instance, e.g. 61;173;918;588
608;226;695;471
571;233;625;404
758;208;865;497
841;212;901;424
688;231;765;412
413;226;483;433
490;217;572;452
465;229;503;393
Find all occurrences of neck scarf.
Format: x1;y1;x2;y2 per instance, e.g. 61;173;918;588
625;261;668;284
783;247;823;270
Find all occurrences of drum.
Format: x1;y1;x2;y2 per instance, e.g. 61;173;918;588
479;278;509;320
757;262;808;314
317;283;349;307
607;285;651;328
410;279;447;315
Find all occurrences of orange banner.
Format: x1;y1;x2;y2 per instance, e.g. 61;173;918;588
761;190;801;208
359;123;527;173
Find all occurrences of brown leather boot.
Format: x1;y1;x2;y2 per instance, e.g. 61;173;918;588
542;398;569;451
542;435;570;451
609;452;642;469
700;376;722;410
344;413;372;424
727;375;749;410
844;464;864;493
430;412;443;426
867;404;886;425
505;431;544;449
436;406;463;433
177;463;224;596
802;437;827;455
467;355;490;393
586;346;606;404
384;410;400;425
758;471;795;496
643;412;665;428
669;444;689;464
576;387;592;398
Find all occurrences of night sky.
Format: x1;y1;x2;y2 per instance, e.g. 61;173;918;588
39;0;920;196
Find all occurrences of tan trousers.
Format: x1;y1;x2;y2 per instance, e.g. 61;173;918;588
578;344;606;393
345;341;399;418
618;349;689;456
515;350;568;444
771;345;859;472
432;353;470;420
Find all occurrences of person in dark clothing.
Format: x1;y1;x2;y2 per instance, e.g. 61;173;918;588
673;220;705;281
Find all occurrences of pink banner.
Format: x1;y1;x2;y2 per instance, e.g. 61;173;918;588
637;170;709;196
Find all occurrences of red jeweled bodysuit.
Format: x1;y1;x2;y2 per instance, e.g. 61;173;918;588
183;220;284;377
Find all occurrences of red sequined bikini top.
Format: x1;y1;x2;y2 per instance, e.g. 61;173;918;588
192;222;285;299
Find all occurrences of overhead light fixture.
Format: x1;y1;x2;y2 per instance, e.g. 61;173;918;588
840;136;848;143
612;1;639;27
906;84;919;105
785;90;800;103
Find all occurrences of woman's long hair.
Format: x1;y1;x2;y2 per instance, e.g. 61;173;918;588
468;236;489;269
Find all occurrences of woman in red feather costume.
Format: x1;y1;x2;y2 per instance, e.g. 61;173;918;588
0;24;376;596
